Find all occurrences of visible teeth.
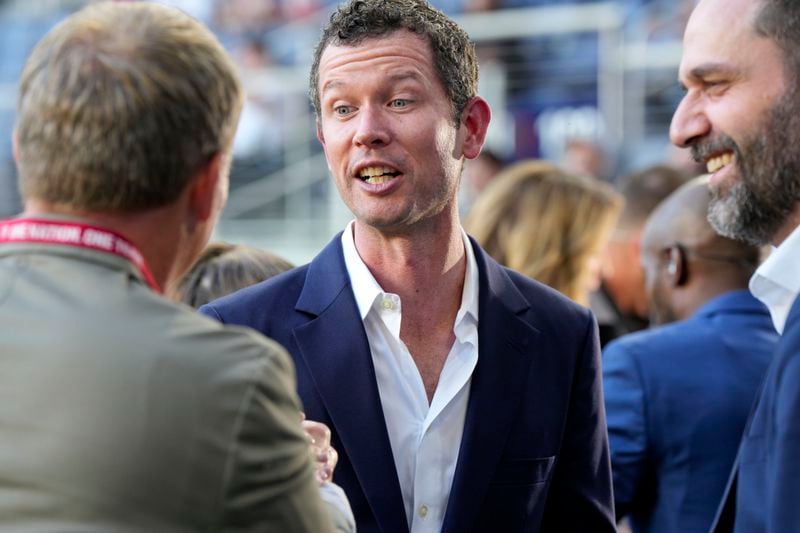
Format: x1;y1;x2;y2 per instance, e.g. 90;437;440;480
706;152;734;173
364;175;393;185
359;166;397;178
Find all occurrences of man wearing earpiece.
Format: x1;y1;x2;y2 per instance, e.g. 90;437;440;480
602;177;778;533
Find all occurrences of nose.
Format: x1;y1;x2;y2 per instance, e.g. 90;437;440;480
670;93;711;148
353;105;391;148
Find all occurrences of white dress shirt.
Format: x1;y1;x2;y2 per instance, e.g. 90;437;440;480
750;223;800;334
341;221;479;533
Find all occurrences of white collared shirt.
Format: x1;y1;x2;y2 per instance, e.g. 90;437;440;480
750;224;800;334
341;221;479;533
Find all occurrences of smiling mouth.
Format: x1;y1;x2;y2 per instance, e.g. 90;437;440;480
358;166;400;184
706;151;735;174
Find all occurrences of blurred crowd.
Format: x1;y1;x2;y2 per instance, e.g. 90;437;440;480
0;0;697;218
3;0;800;532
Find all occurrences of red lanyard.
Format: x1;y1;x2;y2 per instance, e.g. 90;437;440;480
0;217;161;293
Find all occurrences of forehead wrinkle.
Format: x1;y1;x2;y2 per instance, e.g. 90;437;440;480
319;32;435;83
320;64;433;102
321;44;430;72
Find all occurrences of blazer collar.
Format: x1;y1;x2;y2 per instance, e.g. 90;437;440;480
295;233;351;315
693;289;769;319
293;233;408;532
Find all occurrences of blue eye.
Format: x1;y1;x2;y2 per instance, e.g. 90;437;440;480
390;99;409;108
334;105;353;116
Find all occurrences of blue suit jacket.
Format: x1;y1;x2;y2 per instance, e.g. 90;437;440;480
603;291;777;533
201;234;615;533
712;295;800;532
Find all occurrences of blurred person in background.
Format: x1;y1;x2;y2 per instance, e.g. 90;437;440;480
603;177;776;533
202;0;616;531
0;3;352;531
593;164;689;346
465;159;623;306
560;137;612;181
170;241;293;308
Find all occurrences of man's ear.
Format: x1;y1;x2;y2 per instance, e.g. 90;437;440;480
460;96;491;160
316;120;326;147
187;152;223;224
316;119;336;173
12;129;20;166
665;245;689;287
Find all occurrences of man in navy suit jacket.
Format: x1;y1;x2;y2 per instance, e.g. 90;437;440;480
604;179;777;532
202;1;615;531
671;1;800;530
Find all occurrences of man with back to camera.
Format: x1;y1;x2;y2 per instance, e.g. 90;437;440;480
201;1;616;531
670;0;800;530
0;2;353;531
603;177;778;533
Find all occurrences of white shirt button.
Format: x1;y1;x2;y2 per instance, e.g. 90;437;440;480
382;298;394;310
418;504;429;518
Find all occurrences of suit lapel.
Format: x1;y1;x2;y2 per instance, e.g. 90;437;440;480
292;236;408;532
710;295;800;532
442;242;540;532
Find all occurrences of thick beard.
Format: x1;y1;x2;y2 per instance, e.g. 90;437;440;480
705;91;800;246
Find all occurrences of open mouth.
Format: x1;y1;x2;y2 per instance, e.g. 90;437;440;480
358;165;401;185
706;151;734;174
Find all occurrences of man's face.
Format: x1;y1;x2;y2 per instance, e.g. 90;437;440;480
670;0;800;246
315;30;472;233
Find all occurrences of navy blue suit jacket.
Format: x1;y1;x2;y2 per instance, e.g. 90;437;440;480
712;295;800;532
603;291;777;533
201;234;615;533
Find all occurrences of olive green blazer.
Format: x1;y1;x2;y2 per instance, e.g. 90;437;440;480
0;238;343;532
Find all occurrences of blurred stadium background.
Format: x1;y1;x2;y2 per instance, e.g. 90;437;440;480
0;0;694;263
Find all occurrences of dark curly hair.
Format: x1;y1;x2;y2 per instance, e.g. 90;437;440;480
309;0;478;124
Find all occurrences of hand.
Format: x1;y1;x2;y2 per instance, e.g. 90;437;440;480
300;412;338;486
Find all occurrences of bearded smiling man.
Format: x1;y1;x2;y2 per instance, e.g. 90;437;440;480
671;0;800;531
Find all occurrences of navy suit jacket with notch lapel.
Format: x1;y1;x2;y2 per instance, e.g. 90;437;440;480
712;295;800;532
201;234;616;533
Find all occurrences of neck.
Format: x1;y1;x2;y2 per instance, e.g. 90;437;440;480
24;199;191;291
353;212;466;303
676;270;751;321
